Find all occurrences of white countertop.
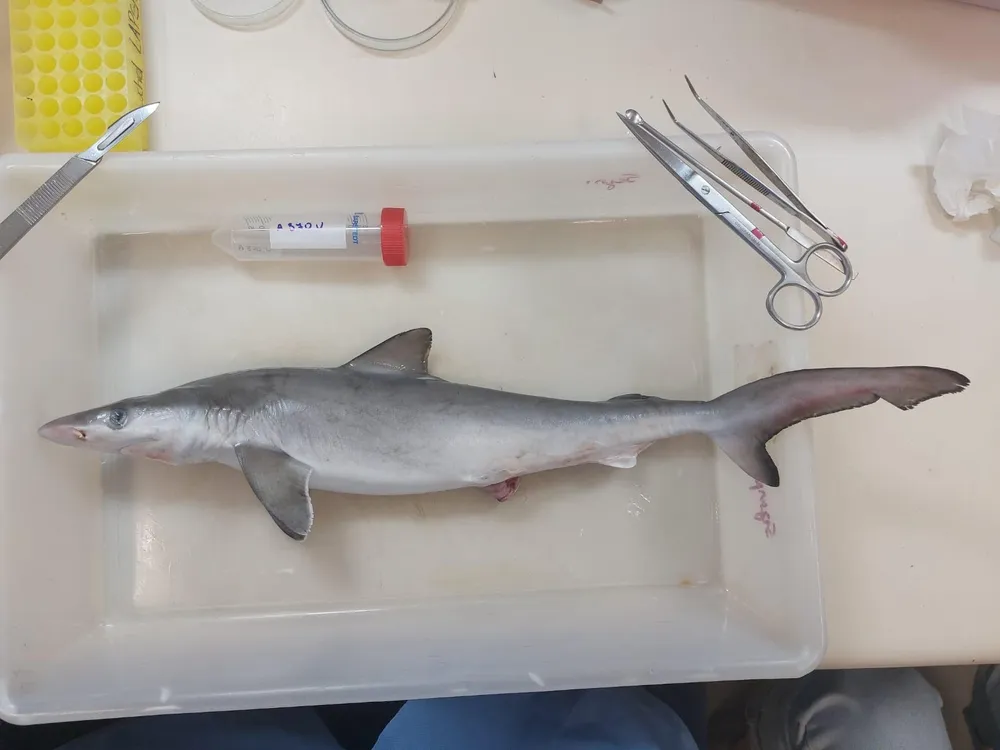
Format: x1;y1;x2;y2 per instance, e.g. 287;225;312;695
24;0;1000;669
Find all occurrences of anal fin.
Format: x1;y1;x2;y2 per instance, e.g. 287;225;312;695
235;444;314;541
598;454;639;469
596;443;651;469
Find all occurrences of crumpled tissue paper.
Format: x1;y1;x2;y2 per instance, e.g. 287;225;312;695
933;107;1000;237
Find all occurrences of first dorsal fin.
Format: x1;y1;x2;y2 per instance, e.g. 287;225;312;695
345;328;433;377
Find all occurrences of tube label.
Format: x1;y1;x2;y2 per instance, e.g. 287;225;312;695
268;221;347;251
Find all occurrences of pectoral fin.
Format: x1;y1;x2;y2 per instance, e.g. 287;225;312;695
235;444;314;541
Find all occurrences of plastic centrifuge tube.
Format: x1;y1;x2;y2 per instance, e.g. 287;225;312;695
212;208;408;265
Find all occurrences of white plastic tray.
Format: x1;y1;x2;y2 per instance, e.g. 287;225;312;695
0;135;822;723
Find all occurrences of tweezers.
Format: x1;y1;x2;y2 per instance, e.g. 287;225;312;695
617;80;852;330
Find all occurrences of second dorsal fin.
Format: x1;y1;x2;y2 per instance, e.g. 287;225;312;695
609;393;652;401
345;328;433;377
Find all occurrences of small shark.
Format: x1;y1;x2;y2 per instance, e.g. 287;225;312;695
38;328;969;541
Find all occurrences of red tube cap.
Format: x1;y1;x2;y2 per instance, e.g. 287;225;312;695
380;207;408;266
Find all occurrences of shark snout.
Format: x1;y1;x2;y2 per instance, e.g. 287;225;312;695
38;419;88;446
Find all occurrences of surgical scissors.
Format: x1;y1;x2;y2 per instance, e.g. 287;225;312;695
616;86;852;331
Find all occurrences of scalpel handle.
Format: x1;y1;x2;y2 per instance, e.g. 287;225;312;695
0;156;97;263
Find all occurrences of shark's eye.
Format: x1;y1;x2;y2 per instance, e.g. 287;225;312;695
107;408;128;430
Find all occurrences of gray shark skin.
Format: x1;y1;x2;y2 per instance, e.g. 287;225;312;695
38;328;969;541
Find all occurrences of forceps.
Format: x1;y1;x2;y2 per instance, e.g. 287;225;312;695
616;83;852;331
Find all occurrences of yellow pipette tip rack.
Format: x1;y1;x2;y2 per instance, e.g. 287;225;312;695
9;0;149;153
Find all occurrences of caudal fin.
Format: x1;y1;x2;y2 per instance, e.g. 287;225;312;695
705;366;969;486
